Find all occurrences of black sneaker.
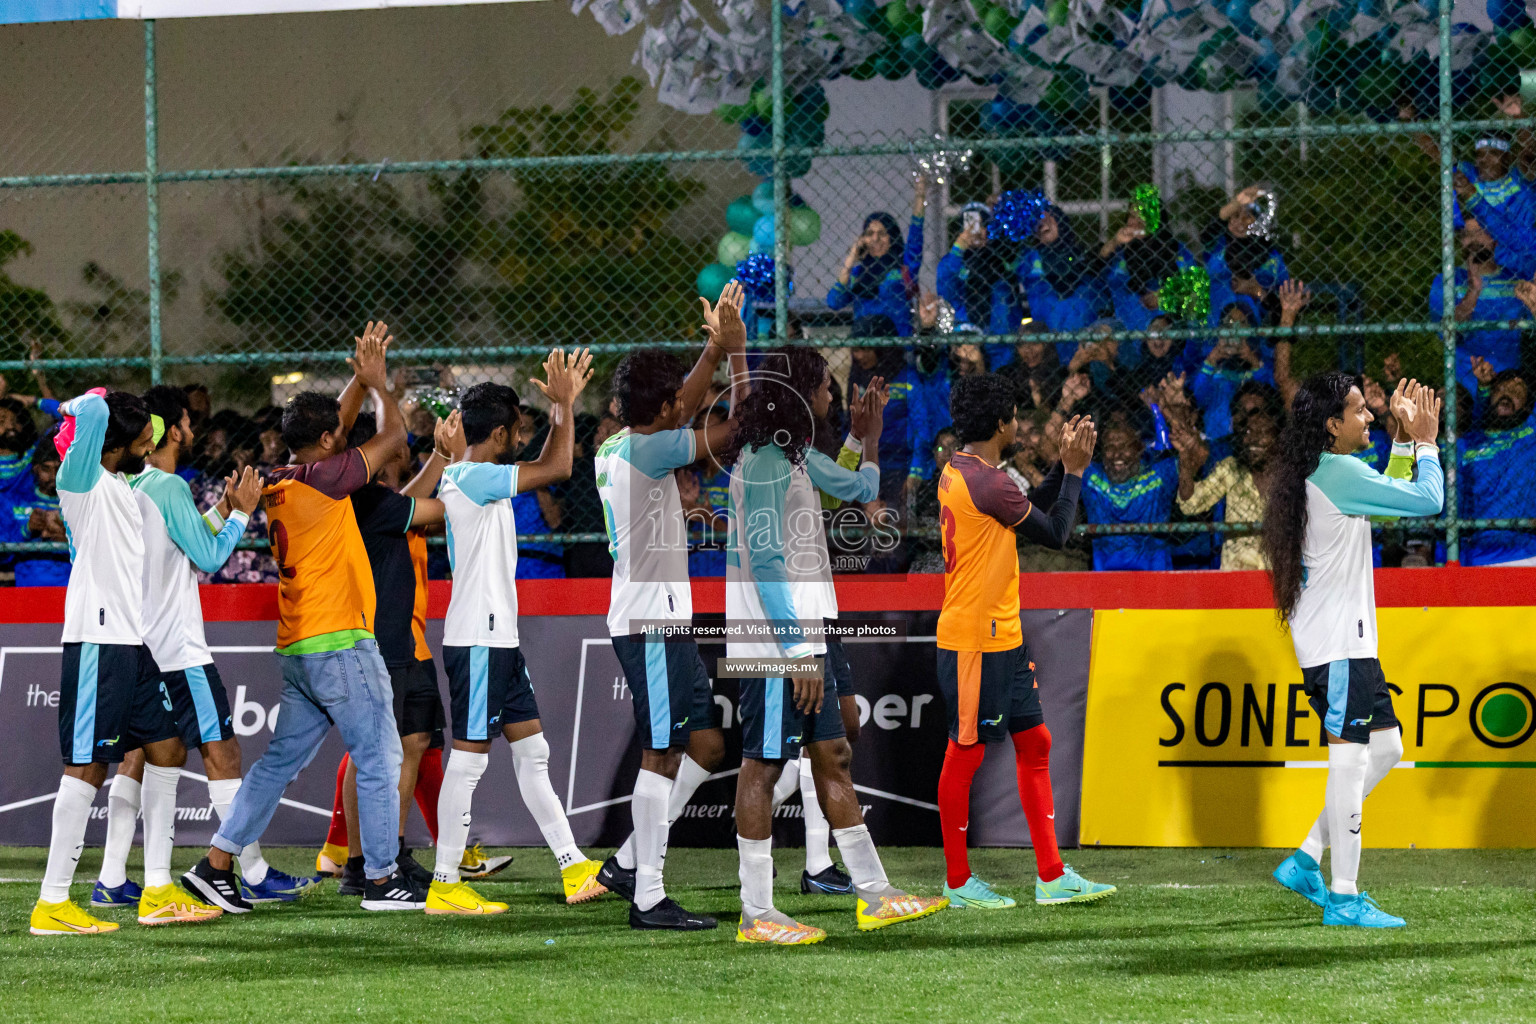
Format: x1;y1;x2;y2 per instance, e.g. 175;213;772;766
630;896;718;931
801;863;855;895
397;842;433;887
360;871;427;911
182;857;253;914
338;859;366;897
596;856;636;903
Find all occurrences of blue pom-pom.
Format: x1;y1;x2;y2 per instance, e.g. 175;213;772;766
736;254;790;301
992;189;1049;242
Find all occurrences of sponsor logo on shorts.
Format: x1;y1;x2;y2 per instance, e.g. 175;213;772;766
97;735;119;747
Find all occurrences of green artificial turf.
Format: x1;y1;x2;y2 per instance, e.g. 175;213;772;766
2;846;1533;1023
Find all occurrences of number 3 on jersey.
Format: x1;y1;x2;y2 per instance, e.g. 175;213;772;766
940;505;957;574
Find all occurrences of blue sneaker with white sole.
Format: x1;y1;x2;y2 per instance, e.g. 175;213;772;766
1035;864;1116;905
90;878;143;908
1273;852;1327;908
1323;890;1405;928
241;868;324;904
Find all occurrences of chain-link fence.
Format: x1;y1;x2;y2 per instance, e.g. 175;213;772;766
0;1;1529;577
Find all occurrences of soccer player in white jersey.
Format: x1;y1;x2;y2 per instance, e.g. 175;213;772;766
30;389;220;935
592;283;748;930
100;386;318;905
725;345;947;944
1261;373;1443;929
428;350;606;915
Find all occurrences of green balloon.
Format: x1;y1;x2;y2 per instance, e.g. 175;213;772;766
726;196;760;236
788;206;822;247
982;7;1016;40
1045;0;1068;27
751;88;773;119
717;231;752;267
884;0;923;37
696;263;734;304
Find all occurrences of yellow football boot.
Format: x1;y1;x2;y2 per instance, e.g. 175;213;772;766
425;880;508;915
315;842;348;877
30;899;120;937
459;843;513;880
735;911;826;945
855;888;949;932
560;859;608;904
137;883;224;926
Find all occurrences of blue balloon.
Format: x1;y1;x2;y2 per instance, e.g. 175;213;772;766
752;181;776;215
1225;0;1255;34
1489;0;1528;31
752;212;777;251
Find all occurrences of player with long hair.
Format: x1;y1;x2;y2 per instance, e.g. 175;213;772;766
1262;373;1442;928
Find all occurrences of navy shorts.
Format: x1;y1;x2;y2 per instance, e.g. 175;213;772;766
824;635;853;700
59;643;178;766
443;645;540;743
163;662;235;748
611;635;718;751
389;658;447;747
1300;658;1400;744
935;644;1044;746
740;671;845;762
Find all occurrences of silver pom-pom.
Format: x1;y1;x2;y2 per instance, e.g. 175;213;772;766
408;385;460;419
934;297;955;335
1248;189;1278;241
911;134;974;187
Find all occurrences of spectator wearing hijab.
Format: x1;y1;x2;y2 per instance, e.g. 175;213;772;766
1202;185;1289;297
827;181;926;336
1019;206;1103;359
936;201;1022;368
1431;219;1528;399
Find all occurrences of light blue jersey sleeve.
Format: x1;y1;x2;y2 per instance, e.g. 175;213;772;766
447;462;519;505
627;429;697;479
136;471;250;573
1311;448;1444;519
738;448;813;659
804;448;878;504
57;393;107;494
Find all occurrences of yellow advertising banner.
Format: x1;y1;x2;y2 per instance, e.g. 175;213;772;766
1080;607;1536;848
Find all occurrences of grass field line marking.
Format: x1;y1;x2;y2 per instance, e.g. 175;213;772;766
0;792;58;814
176;768;329;817
850;784;940;812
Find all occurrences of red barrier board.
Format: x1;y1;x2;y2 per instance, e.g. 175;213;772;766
0;567;1529;623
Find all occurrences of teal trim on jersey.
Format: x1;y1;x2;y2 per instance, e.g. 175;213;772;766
644;636;671;744
736;446;808;655
443;461;518;506
1309;450;1444;519
73;644;99;763
626;428;696;480
184;664;220;743
58;393;108;494
764;677;783;759
1325;660;1349;738
131;466;247;573
444;518;456;572
468;645;490;741
403;497;417;532
804;448;878;503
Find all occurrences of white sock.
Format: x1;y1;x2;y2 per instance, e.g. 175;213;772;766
1300;728;1404;863
737;835;775;918
40;775;98;903
631;769;672;912
799;754;833;875
618;754;714;870
433;750;489;883
207;778;270;885
98;773;140;889
511;733;583;870
832;824;888;895
770;755;800;811
1325;742;1369;895
140;764;181;890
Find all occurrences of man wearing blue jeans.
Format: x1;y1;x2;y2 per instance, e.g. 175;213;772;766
182;324;424;913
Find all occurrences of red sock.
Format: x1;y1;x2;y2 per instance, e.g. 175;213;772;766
1012;725;1063;883
414;747;444;843
324;754;350;848
937;739;987;889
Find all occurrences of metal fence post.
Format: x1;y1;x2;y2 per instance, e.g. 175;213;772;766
1437;0;1459;563
144;19;164;386
769;0;788;342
